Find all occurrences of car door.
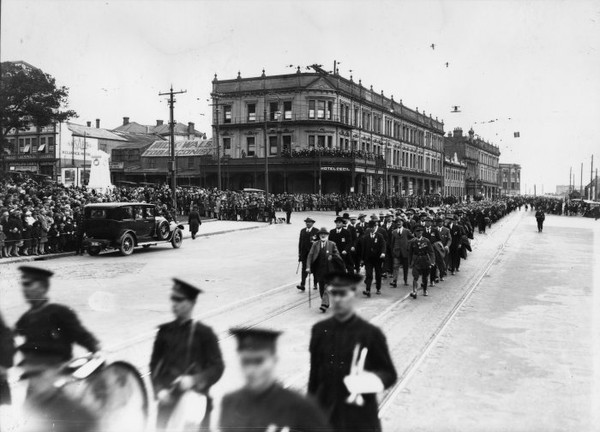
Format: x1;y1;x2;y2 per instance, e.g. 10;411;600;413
132;205;153;241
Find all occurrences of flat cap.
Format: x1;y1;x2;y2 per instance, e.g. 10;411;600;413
19;266;54;279
172;278;203;301
230;327;281;351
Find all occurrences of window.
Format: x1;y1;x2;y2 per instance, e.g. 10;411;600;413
188;158;194;169
223;105;232;123
327;136;333;148
327;101;333;120
345;105;350;125
144;207;156;218
247;137;256;156
308;135;315;149
309;100;316;119
283;101;292;120
282;135;291;152
317;101;326;119
317;135;325;148
247;103;256;122
270;102;279;121
354;107;359;126
223;137;231;151
269;136;278;156
149;159;156;168
340;103;346;123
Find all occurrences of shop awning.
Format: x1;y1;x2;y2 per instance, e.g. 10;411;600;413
38;144;46;152
23;145;30;153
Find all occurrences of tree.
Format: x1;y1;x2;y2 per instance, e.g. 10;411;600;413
0;61;77;155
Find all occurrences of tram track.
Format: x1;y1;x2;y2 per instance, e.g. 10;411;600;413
377;211;522;414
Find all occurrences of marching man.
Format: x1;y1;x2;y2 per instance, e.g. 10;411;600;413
407;225;435;298
308;272;397;432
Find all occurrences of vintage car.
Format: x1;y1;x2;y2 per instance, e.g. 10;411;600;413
83;202;183;256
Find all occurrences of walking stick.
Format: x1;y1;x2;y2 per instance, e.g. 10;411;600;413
308;274;312;308
296;261;301;275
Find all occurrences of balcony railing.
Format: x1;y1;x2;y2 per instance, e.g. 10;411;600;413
3;152;56;160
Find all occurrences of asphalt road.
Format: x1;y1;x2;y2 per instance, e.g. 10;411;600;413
1;209;597;431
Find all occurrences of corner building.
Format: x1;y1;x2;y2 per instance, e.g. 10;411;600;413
211;67;445;195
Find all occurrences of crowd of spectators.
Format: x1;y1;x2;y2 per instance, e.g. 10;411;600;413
1;172;596;258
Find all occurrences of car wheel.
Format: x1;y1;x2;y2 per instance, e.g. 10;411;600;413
119;233;135;256
156;221;170;241
171;229;182;249
88;246;101;256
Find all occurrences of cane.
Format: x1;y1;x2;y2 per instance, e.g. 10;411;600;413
296;261;301;275
308;273;312;308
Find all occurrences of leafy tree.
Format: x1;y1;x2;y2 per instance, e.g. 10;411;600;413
0;61;77;152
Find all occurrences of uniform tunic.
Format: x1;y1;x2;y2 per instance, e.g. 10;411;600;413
15;302;99;368
150;319;224;428
309;315;397;432
220;383;330;432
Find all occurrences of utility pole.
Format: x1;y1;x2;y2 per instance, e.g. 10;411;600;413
159;86;187;211
82;132;87;187
215;95;221;190
596;168;598;201
569;166;572;196
580;162;583;197
590;155;594;200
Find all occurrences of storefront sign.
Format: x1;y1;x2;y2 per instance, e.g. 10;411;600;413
321;166;350;172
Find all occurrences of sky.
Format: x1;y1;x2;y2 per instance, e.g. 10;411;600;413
2;0;600;193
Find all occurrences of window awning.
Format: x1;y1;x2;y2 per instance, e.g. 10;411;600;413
23;145;30;153
38;144;46;152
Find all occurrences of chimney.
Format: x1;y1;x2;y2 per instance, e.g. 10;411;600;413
95;119;100;128
453;127;463;138
86;121;91;127
468;128;475;139
156;120;164;126
188;122;195;137
123;117;130;125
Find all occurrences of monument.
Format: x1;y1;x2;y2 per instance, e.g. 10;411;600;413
87;150;114;194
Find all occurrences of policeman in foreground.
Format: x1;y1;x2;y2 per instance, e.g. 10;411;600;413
220;328;329;432
150;279;224;431
15;266;100;388
308;272;397;432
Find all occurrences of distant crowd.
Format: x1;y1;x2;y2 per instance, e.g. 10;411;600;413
0;172;596;258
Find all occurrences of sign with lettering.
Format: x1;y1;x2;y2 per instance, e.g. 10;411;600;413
321;166;350;172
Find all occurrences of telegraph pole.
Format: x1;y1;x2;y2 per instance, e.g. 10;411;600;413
590;155;594;200
159;86;186;211
580;162;583;197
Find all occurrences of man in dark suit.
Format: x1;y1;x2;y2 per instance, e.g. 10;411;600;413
422;217;441;286
353;214;368;273
436;217;451;281
390;218;413;287
307;228;344;312
330;217;354;274
357;221;386;297
297;218;319;291
447;215;464;274
309;272;397;432
150;279;225;431
382;213;396;277
535;209;545;232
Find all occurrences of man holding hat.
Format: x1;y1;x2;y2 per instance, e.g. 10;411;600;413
407;226;435;298
220;328;329;432
306;228;344;312
297;218;319;292
150;278;224;431
308;272;397;432
14;265;100;403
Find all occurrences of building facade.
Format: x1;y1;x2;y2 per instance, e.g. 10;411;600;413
3;123;59;178
444;153;467;198
209;66;445;195
444;127;501;199
499;163;521;196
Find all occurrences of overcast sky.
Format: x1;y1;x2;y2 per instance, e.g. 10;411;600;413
3;0;600;193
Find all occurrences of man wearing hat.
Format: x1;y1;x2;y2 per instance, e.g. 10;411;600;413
356;220;386;297
297;218;319;292
390;218;413;287
150;278;225;431
306;228;344;312
220;328;329;432
422;217;441;287
407;226;435;298
329;217;354;274
15;266;100;385
447;214;464;275
436;217;451;281
308;272;397;432
382;213;396;278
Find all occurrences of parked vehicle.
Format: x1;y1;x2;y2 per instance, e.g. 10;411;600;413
83;203;183;256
